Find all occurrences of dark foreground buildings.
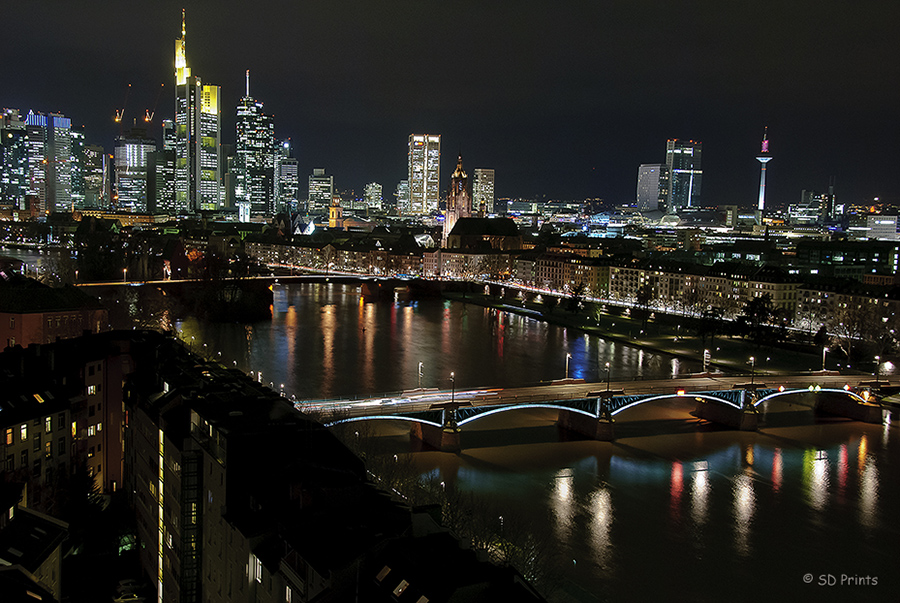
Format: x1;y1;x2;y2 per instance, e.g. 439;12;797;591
1;330;545;602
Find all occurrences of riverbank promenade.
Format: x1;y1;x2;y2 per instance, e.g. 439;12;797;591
445;292;859;378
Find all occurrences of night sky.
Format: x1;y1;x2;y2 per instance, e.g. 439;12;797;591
4;1;898;208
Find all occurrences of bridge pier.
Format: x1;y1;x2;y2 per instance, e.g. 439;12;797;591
558;399;616;441
408;408;462;453
693;396;759;431
815;395;883;423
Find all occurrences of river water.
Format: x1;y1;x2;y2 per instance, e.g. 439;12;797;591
4;249;896;602
171;283;898;602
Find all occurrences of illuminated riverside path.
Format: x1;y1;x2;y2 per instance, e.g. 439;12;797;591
172;282;890;603
2;256;893;603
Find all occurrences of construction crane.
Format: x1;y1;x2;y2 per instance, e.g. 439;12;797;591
114;83;131;124
144;83;165;123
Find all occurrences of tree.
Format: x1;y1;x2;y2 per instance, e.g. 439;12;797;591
566;282;586;314
635;284;653;327
827;302;871;363
739;293;775;344
541;294;558;316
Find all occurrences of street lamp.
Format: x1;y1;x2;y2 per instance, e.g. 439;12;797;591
565;353;572;380
874;356;881;384
822;346;829;371
605;362;611;392
749;356;756;386
123;267;127;283
418;362;424;389
450;372;455;406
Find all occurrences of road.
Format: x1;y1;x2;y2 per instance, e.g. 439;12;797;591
296;372;873;420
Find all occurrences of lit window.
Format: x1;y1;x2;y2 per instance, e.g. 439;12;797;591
20;424;27;442
5;429;11;446
45;417;52;433
88;425;96;437
87;385;96;395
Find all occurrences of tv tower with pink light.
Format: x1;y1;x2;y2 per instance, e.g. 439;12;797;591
756;127;772;211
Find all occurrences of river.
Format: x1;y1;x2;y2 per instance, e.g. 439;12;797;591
4;250;898;602
174;282;897;603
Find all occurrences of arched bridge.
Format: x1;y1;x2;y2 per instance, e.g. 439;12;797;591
317;385;882;452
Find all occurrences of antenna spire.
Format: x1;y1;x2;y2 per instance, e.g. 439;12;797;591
760;126;769;154
181;8;186;40
246;70;250;97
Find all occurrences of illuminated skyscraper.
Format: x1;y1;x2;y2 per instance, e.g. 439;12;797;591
235;71;276;217
364;182;383;210
174;10;221;213
665;139;702;212
636;164;669;212
0;109;28;207
114;127;157;212
394;180;409;212
756;128;772;212
81;144;106;209
473;168;495;216
308;168;333;213
408;134;440;214
22;111;73;213
275;140;298;214
443;154;470;246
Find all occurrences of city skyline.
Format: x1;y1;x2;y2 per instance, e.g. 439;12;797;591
2;1;897;208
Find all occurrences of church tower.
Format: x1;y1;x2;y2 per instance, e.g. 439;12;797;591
443;154;471;247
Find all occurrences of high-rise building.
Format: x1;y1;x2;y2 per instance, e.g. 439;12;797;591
308;168;333;213
473;168;495;216
408;134;440;214
443;154;471;246
235;71;276;217
0;109;27;207
114;127;157;212
394;179;409;212
70;126;86;209
81;144;106;209
665;139;701;212
756;128;772;212
23;111;73;213
274;139;298;214
174;10;221;214
364;182;383;211
636;164;669;212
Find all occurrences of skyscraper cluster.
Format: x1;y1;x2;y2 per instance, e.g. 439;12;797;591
635;139;702;214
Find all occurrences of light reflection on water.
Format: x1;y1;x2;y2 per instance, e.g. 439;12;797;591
166;282;898;602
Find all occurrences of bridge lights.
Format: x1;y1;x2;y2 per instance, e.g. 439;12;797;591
450;372;456;406
605;362;611;392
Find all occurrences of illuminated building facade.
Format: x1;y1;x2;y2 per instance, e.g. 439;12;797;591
274;140;298;214
308;168;333;213
174;11;221;213
364;182;383;210
235;71;276;217
394;179;409;212
443;154;471;246
665;139;702;212
81;144;107;209
0;109;28;207
22;111;74;213
473;168;495;216
114;127;157;212
636;163;669;212
408;134;440;214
